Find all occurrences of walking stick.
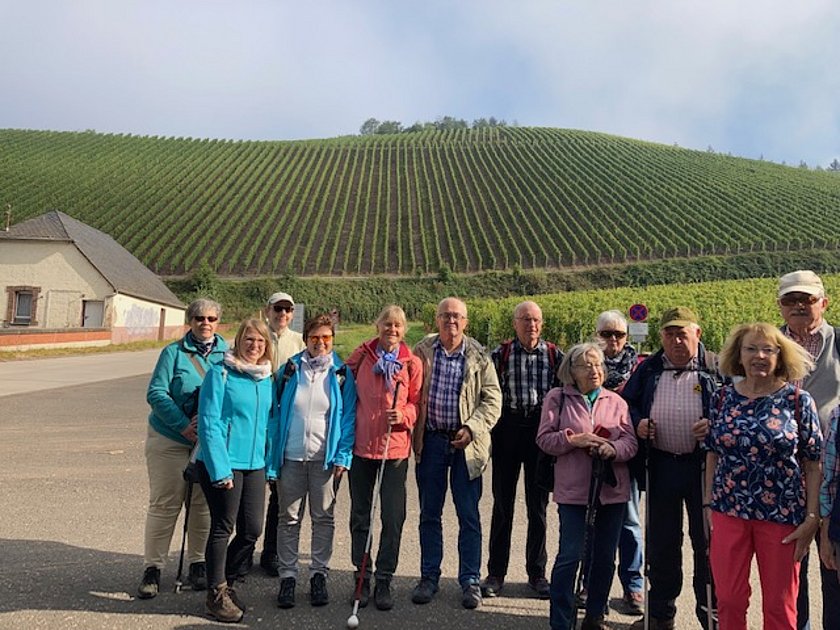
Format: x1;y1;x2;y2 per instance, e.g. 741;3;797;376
643;421;652;630
700;451;714;630
174;443;200;593
347;381;401;629
572;455;606;628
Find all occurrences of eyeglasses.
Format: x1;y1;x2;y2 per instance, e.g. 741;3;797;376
193;315;218;323
516;316;542;325
437;312;466;322
572;362;603;371
308;334;333;344
598;330;627;339
272;304;294;313
779;294;820;307
742;346;780;356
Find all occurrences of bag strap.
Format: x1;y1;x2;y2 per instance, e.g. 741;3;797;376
187;353;207;379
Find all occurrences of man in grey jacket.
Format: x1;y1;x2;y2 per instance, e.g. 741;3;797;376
411;297;502;610
777;270;840;630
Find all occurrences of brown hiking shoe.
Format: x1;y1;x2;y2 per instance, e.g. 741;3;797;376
206;584;244;623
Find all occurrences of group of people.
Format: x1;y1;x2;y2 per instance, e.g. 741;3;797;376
134;269;840;630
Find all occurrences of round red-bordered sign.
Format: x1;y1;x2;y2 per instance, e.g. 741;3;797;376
628;303;648;322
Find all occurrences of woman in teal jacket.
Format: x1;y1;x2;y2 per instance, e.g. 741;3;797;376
197;318;274;624
138;298;226;600
267;314;356;609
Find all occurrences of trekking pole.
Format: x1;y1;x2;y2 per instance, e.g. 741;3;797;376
700;449;714;630
174;443;200;593
347;381;401;629
572;455;606;628
643;420;653;630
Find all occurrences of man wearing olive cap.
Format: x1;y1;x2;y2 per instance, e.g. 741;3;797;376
622;307;720;630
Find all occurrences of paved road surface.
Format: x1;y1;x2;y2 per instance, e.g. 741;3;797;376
0;351;823;628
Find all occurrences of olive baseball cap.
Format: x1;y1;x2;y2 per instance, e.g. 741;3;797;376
659;306;699;329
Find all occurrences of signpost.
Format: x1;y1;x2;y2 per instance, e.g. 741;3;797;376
628;303;649;344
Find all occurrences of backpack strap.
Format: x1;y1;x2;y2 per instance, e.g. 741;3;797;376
276;361;296;401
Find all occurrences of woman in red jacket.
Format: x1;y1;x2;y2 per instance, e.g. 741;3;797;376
345;305;423;611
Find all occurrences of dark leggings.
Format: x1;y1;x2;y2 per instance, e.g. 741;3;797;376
197;461;266;589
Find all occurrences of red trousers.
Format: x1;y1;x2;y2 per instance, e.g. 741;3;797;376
709;511;799;630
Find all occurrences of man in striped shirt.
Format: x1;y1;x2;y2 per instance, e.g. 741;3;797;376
482;301;562;600
778;270;840;630
622;307;720;630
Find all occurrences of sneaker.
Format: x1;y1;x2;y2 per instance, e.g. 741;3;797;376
260;553;280;577
411;577;438;605
528;575;550;600
310;572;329;607
277;577;296;609
480;575;504;598
622;591;644;616
461;583;482;610
206;584;244;623
187;562;207;591
352;571;371;608
137;566;160;600
581;615;609;630
374;577;393;611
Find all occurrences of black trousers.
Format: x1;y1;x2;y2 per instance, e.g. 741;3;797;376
197;461;266;589
487;415;548;580
261;482;279;559
797;535;840;630
646;449;716;628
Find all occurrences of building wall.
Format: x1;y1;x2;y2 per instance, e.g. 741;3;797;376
109;293;185;344
0;241;112;328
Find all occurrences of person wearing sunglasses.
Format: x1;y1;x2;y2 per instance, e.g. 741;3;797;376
267;314;357;609
777;270;840;630
138;299;227;600
259;292;306;577
593;310;643;617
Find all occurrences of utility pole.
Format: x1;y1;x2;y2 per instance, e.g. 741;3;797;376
4;203;11;231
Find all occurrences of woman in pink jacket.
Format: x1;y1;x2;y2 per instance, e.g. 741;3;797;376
345;305;422;611
537;342;638;630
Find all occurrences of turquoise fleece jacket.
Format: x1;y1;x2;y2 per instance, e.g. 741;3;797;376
146;334;228;445
266;350;357;480
197;363;274;483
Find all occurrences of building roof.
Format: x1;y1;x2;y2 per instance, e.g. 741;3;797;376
0;211;184;309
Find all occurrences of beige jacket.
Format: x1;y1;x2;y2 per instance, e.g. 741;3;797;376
270;328;306;373
413;334;502;479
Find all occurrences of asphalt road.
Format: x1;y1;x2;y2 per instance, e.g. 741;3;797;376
0;351;823;629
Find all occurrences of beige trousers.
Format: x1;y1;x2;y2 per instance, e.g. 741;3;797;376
143;426;210;568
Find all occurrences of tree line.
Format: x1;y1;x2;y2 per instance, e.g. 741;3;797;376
359;116;514;136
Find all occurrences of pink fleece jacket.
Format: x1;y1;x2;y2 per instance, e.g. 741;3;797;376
536;384;637;505
345;339;422;460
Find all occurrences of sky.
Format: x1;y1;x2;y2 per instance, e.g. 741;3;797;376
1;0;838;167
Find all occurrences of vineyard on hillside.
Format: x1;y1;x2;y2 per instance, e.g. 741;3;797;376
447;275;840;353
2;127;839;277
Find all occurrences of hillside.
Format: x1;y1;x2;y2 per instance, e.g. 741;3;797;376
2;127;839;277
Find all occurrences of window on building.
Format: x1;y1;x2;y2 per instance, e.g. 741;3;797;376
5;286;40;326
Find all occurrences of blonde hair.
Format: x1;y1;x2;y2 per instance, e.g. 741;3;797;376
718;322;814;381
376;304;407;328
233;318;274;366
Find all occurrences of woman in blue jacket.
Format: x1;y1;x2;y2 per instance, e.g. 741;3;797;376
197;318;274;623
267;314;357;610
138;298;226;599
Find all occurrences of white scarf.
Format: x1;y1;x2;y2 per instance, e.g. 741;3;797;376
223;351;272;380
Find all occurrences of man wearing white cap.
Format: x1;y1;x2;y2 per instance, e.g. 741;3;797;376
778;270;840;630
259;291;306;576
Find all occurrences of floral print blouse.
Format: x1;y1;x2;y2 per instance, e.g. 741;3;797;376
705;383;822;526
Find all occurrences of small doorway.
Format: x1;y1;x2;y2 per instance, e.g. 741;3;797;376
82;300;105;328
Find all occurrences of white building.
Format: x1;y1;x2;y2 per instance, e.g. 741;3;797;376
0;211;185;350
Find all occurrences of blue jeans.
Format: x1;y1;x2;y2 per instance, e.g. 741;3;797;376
550;502;624;630
416;431;483;588
618;478;644;594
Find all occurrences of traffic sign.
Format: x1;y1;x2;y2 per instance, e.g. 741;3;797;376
628;303;648;322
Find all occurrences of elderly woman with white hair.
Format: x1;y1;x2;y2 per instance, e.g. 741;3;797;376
596;310;638;394
537;342;638;630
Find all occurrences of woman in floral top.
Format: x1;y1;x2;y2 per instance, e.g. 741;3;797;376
704;322;822;630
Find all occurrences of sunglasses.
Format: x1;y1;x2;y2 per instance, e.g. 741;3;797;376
193;315;218;323
598;330;627;339
779;295;820;307
308;334;333;344
272;304;294;313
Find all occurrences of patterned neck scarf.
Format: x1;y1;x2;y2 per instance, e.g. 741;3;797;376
373;345;403;392
188;331;215;358
304;351;333;373
604;345;637;391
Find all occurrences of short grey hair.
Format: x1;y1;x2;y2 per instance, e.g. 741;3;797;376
557;342;605;386
596;310;627;332
186;298;222;322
